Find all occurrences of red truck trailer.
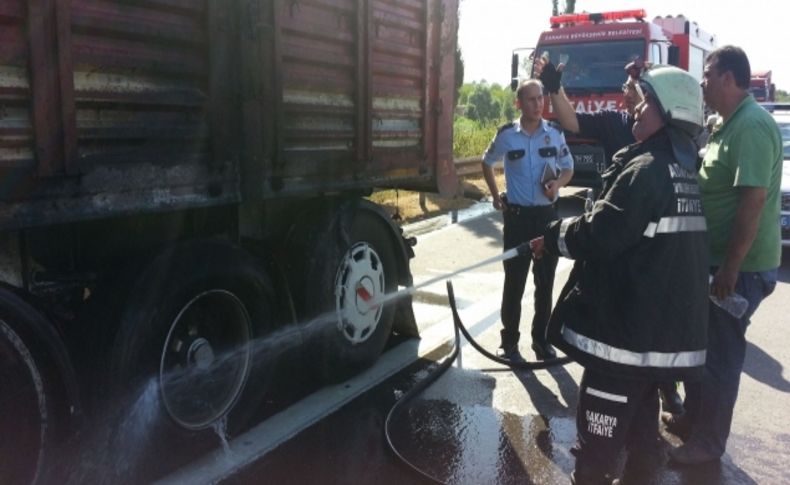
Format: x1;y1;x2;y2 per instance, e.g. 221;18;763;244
511;10;716;188
750;70;775;102
0;0;458;482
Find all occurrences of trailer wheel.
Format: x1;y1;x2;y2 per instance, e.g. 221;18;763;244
110;240;274;432
0;301;60;485
303;206;399;381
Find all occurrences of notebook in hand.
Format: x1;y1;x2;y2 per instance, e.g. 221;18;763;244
541;163;557;186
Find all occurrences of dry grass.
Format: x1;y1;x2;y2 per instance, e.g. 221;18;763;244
368;170;505;224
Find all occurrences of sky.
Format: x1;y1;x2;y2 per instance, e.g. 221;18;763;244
458;0;790;91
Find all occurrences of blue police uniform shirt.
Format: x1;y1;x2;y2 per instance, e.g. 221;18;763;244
483;119;573;206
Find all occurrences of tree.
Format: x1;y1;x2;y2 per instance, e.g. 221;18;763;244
455;47;465;107
552;0;575;15
466;83;501;123
490;83;516;121
453;7;464;108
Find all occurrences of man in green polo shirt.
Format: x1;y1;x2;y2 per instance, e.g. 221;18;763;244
665;46;782;465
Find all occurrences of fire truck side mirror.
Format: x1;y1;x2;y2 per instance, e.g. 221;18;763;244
668;46;680;67
511;53;519;91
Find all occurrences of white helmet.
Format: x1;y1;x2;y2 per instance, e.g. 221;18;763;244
639;65;704;136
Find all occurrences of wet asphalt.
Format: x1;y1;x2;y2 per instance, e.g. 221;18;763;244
215;196;789;485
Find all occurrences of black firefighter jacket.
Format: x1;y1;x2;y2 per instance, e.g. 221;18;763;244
544;131;709;382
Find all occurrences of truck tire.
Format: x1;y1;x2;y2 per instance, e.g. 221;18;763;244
0;296;61;485
300;205;399;381
109;240;275;433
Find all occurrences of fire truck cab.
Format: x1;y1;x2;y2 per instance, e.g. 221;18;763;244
511;10;716;189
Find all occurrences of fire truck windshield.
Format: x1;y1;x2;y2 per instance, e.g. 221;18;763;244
539;40;645;93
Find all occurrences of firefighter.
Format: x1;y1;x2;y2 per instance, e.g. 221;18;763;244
531;65;709;484
537;57;686;415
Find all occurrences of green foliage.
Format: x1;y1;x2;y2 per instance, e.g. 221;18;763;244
460;81;516;123
458;84;474;106
454;82;519;157
553;0;575;15
467;85;501;123
776;89;790;102
453;116;499;158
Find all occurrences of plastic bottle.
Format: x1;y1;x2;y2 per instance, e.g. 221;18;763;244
584;188;594;212
708;276;749;318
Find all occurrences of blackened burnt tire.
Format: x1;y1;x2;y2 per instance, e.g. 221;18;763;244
109;240;274;432
301;206;399;381
0;292;62;485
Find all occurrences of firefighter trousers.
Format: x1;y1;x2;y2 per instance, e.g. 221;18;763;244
574;368;663;484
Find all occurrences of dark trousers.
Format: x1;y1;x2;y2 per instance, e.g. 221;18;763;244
683;268;777;457
574;369;662;484
499;204;558;350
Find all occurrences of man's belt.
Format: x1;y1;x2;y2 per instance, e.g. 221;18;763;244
505;203;554;216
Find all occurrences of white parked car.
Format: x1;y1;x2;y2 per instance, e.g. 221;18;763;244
762;103;790;246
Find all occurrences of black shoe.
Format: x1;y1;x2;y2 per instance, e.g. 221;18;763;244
498;347;526;364
531;341;556;360
659;387;685;415
668;441;721;465
661;412;692;442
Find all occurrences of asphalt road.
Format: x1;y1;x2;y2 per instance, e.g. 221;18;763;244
159;197;790;485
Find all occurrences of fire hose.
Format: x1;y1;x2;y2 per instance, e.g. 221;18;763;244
384;242;573;484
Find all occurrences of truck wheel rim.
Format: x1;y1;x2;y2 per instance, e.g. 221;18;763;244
335;242;385;345
159;290;252;430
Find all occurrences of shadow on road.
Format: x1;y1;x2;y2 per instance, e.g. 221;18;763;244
743;341;790;392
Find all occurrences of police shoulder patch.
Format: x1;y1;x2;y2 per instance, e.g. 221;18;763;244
497;122;515;135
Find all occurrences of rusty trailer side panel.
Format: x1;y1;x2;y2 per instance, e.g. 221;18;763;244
0;0;457;230
246;0;458;197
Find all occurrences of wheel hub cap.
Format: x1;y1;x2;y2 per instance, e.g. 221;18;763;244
187;338;215;370
335;242;385;344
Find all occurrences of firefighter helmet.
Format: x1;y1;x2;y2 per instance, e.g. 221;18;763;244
638;65;704;136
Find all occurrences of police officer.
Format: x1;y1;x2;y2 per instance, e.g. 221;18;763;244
481;78;574;362
532;66;709;484
539;57;686;415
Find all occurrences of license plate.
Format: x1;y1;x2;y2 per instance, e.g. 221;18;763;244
781;215;790;228
571;151;606;173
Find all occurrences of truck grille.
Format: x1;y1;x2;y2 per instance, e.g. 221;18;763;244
782;192;790;211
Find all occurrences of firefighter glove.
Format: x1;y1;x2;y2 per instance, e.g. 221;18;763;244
539;61;562;94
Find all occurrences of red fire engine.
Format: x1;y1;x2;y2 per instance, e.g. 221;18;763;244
511;10;717;188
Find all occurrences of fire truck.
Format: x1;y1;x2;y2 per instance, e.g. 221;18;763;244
511;9;717;188
750;70;776;102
